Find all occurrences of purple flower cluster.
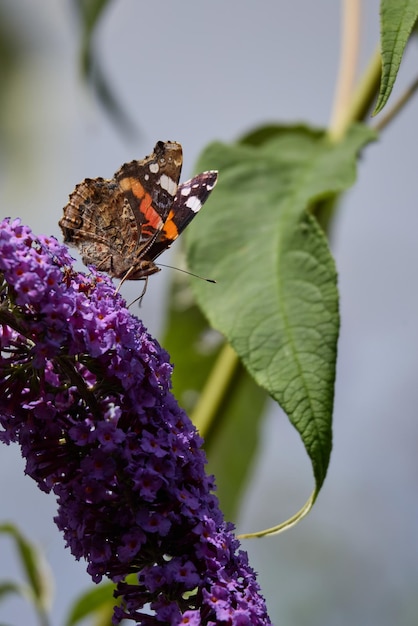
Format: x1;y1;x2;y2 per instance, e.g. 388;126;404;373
0;218;272;625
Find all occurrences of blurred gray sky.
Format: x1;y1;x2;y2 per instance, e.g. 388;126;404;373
1;1;418;625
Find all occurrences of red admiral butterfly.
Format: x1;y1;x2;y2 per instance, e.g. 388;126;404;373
59;141;217;282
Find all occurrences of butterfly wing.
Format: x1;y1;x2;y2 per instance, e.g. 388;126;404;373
115;141;183;248
145;170;218;262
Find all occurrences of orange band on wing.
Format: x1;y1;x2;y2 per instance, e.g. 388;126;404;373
139;193;163;229
119;176;145;198
120;176;162;229
162;210;179;240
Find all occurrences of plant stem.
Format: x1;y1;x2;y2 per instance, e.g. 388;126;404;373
341;46;382;130
191;343;238;437
329;0;361;137
373;76;418;132
328;0;382;140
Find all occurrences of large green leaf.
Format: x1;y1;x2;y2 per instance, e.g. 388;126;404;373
187;125;375;515
162;273;268;521
374;0;418;114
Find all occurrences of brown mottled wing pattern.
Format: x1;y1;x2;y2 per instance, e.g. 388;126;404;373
59;178;157;279
60;141;183;280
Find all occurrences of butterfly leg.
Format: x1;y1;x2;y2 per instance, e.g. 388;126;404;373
127;277;148;308
116;265;138;293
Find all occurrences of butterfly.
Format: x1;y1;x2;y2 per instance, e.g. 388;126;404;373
59;141;217;283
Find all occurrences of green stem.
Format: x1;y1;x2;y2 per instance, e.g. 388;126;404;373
328;46;382;141
191;343;238;437
315;47;382;231
373;76;418;132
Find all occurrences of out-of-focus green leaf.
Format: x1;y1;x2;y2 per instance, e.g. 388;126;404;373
187;125;375;519
65;574;138;626
0;580;26;600
240;123;323;147
74;0;110;44
374;0;418;114
73;0;111;80
0;523;53;618
0;6;27;149
162;274;268;520
162;272;224;415
203;358;268;521
64;581;116;626
72;0;137;137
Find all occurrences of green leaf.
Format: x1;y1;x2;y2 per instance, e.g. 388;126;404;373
64;581;116;626
374;0;418;115
72;0;111;77
240;123;323;147
72;0;137;137
73;0;110;41
0;581;27;600
162;272;225;415
187;124;375;512
203;356;268;521
0;523;53;620
0;523;52;611
162;275;268;520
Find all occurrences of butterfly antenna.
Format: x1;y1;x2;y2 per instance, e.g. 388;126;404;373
156;263;216;284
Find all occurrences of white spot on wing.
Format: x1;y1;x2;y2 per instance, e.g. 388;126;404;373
159;174;177;196
149;162;159;174
186;196;203;213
